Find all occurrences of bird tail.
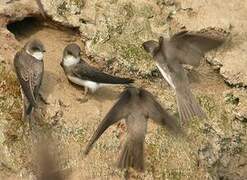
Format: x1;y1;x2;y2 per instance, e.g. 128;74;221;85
26;104;33;115
107;77;134;85
176;87;206;123
118;138;144;171
21;90;33;120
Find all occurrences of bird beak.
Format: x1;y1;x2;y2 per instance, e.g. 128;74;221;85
43;49;46;52
142;40;159;55
60;62;63;68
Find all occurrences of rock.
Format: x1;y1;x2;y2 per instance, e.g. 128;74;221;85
198;123;247;180
223;89;247;122
233;90;247;122
40;0;176;76
0;0;40;27
171;0;247;87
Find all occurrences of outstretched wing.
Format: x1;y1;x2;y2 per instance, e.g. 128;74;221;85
139;88;181;134
72;62;133;84
167;29;225;67
84;89;132;154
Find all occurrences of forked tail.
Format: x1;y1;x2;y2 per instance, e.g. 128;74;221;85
176;87;206;123
118;138;144;172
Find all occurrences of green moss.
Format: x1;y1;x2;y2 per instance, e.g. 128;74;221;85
121;3;134;19
70;0;85;8
57;1;68;16
0;64;21;119
199;95;217;116
225;93;239;105
138;5;154;18
109;38;156;74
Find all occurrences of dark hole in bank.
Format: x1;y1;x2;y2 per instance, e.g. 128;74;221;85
7;17;43;40
7;16;80;40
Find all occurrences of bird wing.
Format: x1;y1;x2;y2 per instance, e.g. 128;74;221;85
32;59;44;98
166;58;206;122
139;88;181;134
72;61;133;84
84;88;132;154
14;51;43;107
168;30;225;67
118;112;146;171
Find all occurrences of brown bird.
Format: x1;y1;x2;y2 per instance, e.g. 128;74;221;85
143;29;225;123
14;39;45;119
84;86;181;171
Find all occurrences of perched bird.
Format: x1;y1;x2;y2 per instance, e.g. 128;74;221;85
60;43;134;94
143;29;225;123
14;39;45;119
84;86;181;171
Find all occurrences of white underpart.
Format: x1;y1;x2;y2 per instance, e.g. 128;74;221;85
27;50;43;60
68;75;111;92
63;55;80;67
156;63;175;89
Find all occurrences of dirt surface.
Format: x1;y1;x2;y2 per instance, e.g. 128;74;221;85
0;1;247;180
1;20;241;180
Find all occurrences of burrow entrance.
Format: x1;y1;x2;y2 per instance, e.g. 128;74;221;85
7;17;43;40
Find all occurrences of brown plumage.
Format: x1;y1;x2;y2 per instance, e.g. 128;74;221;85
84;86;181;171
143;28;226;123
14;39;45;117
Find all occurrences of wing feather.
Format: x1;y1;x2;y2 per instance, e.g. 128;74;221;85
139;89;181;134
84;89;132;154
72;62;133;84
168;29;225;67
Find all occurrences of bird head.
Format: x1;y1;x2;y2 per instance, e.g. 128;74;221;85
25;39;45;60
142;40;160;57
62;43;81;67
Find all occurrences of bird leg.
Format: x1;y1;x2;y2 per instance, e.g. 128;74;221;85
78;86;89;102
84;86;89;96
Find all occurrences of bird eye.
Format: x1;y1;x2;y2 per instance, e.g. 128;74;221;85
32;47;39;51
67;51;73;55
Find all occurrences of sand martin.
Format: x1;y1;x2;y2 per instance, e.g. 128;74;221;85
143;29;225;123
14;39;45;118
60;43;134;94
84;86;181;171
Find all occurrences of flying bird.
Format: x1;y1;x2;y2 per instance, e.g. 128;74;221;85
14;39;45;119
60;43;134;94
84;86;181;171
143;28;226;123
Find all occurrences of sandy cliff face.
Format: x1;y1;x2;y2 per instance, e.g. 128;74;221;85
0;0;246;179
